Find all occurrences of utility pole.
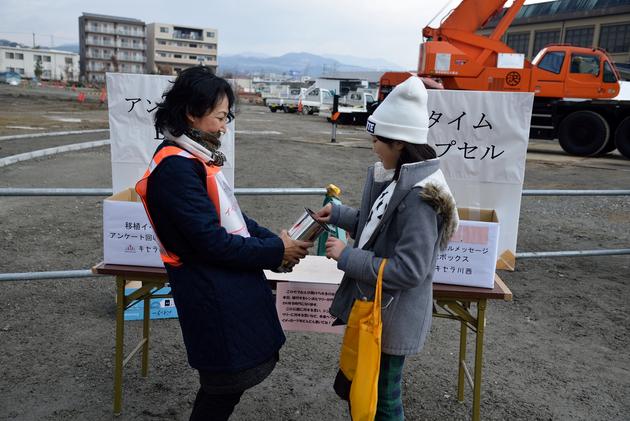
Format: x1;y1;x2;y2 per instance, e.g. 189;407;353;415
32;32;35;48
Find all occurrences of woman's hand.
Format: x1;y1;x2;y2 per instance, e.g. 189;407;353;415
314;203;332;223
325;237;346;261
280;230;313;264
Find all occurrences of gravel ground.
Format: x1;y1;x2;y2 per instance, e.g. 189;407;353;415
0;100;629;421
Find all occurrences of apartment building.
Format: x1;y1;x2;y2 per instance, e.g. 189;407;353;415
479;0;630;77
79;13;147;83
147;23;218;75
0;46;79;81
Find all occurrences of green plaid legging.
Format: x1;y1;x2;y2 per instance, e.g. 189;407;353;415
376;353;406;421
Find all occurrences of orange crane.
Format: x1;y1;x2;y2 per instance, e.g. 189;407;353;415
379;0;630;159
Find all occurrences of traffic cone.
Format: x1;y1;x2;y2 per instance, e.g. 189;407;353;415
77;92;86;103
99;89;107;104
297;98;303;114
317;184;347;256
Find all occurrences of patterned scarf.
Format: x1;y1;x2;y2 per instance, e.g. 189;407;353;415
183;127;227;167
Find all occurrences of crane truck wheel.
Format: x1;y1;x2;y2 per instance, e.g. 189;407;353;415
558;111;610;157
598;138;617;155
269;107;277;113
614;116;630;160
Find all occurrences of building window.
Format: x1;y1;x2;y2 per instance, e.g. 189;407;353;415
17;68;25;75
44;56;51;62
206;31;215;38
65;57;73;64
533;30;560;56
160;27;169;33
189;43;197;48
174;54;182;59
189;55;197;60
599;24;630;54
15;53;24;60
160;53;167;57
158;40;166;45
5;52;14;59
506;32;529;55
537;51;565;74
569;54;599;76
565;27;594;48
33;54;42;62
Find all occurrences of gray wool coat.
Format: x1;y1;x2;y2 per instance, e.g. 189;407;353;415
329;159;458;355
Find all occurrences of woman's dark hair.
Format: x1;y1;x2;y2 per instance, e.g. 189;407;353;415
154;66;235;137
376;136;437;180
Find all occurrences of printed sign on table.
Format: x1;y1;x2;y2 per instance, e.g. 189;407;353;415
433;218;500;288
103;189;163;267
276;281;343;334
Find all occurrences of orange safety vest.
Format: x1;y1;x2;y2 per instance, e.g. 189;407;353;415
135;145;248;267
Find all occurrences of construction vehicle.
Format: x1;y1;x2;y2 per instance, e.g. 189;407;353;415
379;0;630;159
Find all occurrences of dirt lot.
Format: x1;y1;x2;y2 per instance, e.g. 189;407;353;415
0;90;629;421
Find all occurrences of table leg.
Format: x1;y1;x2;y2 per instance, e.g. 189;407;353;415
472;299;487;421
457;312;468;402
113;276;125;416
142;295;150;377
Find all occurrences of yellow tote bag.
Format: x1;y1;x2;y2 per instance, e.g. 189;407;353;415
339;258;387;421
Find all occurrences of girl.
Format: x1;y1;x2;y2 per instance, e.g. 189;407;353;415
316;76;459;420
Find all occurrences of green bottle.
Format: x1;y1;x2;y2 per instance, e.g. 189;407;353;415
317;184;348;256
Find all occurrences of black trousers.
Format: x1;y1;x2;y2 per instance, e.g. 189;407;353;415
189;381;243;421
189;354;278;420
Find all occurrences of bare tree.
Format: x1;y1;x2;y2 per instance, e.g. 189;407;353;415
110;54;119;72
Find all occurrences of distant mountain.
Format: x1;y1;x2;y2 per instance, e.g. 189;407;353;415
54;43;80;54
0;39;25;48
218;52;398;77
322;53;405;71
222;51;271;59
0;39;79;53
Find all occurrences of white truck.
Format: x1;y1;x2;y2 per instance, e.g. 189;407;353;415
266;86;333;114
264;86;303;113
319;90;378;124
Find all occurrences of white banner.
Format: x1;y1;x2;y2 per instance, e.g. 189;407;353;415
106;73;235;193
427;90;534;270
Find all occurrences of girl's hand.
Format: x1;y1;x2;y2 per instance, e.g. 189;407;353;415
325;237;345;261
314;203;332;223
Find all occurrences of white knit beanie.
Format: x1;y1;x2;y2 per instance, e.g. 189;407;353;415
366;75;429;144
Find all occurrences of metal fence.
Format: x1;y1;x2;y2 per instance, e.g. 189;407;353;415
1;187;628;282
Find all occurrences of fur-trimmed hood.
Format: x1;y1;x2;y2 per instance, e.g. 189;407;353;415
415;169;459;250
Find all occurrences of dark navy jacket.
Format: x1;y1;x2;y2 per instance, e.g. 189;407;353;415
145;142;286;372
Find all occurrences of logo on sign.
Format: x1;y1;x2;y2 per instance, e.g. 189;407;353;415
125;244;136;253
366;121;376;133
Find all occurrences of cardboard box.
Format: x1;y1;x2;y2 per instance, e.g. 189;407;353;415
103;188;164;267
432;208;500;289
123;281;178;321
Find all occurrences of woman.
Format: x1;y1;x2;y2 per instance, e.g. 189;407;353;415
135;66;312;420
316;76;459;420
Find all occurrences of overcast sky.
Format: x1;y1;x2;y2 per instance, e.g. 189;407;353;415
2;0;551;68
